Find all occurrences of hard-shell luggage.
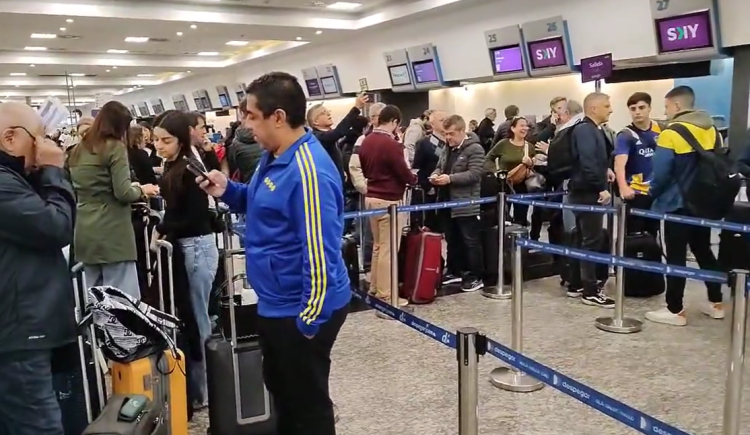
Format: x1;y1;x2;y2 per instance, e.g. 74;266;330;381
207;214;276;435
622;232;665;297
57;263;107;435
110;240;188;435
719;202;750;271
561;228;610;290
342;234;360;291
82;394;167;435
482;224;558;285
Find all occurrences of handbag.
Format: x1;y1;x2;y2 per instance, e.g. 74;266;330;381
507;143;531;184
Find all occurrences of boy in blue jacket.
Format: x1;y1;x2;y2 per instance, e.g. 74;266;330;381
199;71;349;434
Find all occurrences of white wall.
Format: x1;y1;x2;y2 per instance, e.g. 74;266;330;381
431;75;676;130
114;0;661;108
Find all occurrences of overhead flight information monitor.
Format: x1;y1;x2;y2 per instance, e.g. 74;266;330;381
650;0;721;61
301;67;323;100
315;64;343;98
406;44;444;90
384;49;414;92
521;16;573;77
172;94;190;111
234;83;246;103
216;85;232;108
484;25;528;80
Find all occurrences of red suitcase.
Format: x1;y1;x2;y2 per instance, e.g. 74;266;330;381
399;229;443;304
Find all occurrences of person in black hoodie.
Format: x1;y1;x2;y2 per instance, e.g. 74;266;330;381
491;105;520;147
568;92;615;308
307;94;368;182
476;107;497;151
412;110;447;230
228;126;262;183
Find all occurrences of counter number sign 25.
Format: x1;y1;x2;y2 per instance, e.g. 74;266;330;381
656;0;670;11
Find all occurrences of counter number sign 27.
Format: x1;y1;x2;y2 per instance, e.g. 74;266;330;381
656;0;669;11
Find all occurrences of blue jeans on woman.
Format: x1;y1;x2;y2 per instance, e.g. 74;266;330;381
179;234;219;407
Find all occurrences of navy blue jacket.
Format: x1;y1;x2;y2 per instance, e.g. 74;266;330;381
569;117;610;194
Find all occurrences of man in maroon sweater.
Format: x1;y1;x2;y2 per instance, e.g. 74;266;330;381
358;105;416;306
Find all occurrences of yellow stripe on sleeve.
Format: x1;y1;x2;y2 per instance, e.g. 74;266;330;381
295;143;328;324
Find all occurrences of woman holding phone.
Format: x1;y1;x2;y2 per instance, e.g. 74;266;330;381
151;110;219;411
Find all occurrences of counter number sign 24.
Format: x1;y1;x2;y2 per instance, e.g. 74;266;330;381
656;0;670;11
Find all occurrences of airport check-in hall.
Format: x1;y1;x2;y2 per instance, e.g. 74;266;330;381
6;0;750;434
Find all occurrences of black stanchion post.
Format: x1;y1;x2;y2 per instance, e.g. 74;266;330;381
457;327;483;435
722;270;749;435
595;200;642;333
483;191;511;300
488;227;543;392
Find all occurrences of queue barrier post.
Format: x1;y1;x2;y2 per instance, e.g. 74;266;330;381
457;327;485;435
483;190;511;300
489;227;544;392
376;203;412;319
595;200;643;334
722;269;749;435
608;189;616;277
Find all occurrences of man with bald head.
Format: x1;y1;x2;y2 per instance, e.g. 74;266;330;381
411;110;447;228
0;102;75;435
567;92;616;308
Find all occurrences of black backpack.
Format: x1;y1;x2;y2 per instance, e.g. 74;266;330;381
545;122;580;186
668;124;740;220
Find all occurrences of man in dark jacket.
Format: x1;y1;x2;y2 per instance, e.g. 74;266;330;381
568;92;615;308
307;94;368;182
228;127;263;183
476;108;496;151
430;114;485;292
491;104;520;146
0;102;77;435
531;96;569;143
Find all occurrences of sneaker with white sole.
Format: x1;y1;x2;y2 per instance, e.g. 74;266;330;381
701;302;725;319
581;292;615;308
645;307;687;326
566;287;583;298
442;274;462;285
461;279;484;292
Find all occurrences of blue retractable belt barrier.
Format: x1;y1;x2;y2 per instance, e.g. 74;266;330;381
516;238;727;284
351;288;689;435
507;197;616;214
484;337;690;435
350;289;457;349
630;207;750;233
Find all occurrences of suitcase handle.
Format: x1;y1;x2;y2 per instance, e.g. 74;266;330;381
155;240;176;342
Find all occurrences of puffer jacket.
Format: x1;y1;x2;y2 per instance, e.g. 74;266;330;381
431;134;486;217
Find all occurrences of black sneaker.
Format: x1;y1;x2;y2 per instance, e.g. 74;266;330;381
442;274;462;285
566;286;583;298
581;292;615;308
461;279;484;292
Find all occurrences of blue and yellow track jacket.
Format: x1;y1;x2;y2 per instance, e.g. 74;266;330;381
221;129;351;336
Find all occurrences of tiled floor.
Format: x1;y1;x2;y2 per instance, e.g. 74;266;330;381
189;275;749;435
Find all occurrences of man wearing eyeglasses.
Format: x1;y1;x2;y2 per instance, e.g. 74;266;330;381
0;102;76;435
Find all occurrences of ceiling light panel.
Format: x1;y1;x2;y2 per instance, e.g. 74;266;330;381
137;74;154;77
124;36;149;43
24;46;47;51
226;40;249;46
68;73;85;77
107;49;128;53
31;33;57;39
326;2;362;10
197;51;219;56
66;19;74;23
9;73;26;76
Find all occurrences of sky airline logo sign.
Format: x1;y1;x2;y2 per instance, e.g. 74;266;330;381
528;37;566;69
657;11;713;53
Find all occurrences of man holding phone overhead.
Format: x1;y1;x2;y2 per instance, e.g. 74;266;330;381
198;72;350;435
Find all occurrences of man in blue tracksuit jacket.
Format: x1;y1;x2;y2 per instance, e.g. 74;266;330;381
199;72;349;435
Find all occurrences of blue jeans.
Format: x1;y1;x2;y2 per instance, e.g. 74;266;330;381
0;349;63;435
179;234;219;405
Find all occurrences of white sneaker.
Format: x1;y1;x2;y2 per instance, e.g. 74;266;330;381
700;302;725;319
645;307;687;326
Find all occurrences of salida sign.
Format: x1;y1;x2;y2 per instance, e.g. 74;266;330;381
657;11;713;53
528;37;566;69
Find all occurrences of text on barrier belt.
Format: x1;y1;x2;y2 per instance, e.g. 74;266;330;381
350;287;689;435
516;238;728;284
507;197;616;214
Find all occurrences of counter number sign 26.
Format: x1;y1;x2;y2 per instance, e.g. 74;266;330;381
656;0;670;11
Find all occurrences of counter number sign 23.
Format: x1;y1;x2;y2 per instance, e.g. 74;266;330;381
656;0;670;11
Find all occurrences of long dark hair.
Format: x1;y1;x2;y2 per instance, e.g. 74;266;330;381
69;101;132;164
153;110;193;203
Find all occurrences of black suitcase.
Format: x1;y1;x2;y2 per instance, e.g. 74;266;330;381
482;224;558;286
206;336;276;435
53;343;103;435
82;394;167;435
561;228;610;290
342;234;359;291
622;232;665;297
719;202;750;271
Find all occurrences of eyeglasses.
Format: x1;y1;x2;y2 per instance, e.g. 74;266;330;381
9;125;35;140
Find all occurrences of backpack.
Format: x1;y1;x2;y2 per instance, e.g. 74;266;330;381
546;122;580;186
668;123;740;220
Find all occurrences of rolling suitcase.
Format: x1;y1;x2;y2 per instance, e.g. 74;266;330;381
342;234;360;291
83;394;167;435
206;216;276;435
622;232;665;297
482;224;557;285
55;263;107;435
719;202;750;271
110;241;188;435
